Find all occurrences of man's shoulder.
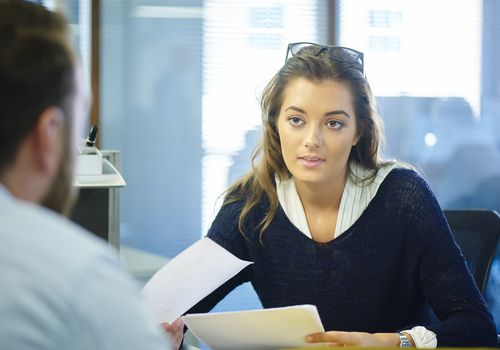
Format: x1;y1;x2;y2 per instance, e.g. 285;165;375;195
0;197;119;280
0;200;169;350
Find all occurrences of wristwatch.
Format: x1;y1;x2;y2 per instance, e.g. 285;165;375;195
398;332;412;347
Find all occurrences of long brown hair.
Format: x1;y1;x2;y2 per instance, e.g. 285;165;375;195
224;45;387;240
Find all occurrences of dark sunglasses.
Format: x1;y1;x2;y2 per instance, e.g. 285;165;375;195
285;42;364;75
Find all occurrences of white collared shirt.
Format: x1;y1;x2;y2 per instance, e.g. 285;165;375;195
277;161;398;238
0;184;169;349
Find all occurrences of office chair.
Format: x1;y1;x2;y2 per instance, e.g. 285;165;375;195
444;209;500;296
444;210;500;347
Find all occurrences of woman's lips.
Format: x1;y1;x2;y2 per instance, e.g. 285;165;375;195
298;155;325;168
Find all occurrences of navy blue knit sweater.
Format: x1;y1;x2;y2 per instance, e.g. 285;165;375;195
190;168;497;347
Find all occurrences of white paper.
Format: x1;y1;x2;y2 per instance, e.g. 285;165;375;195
141;237;253;324
181;304;325;350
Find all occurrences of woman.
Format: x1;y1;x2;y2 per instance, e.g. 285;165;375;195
176;43;496;347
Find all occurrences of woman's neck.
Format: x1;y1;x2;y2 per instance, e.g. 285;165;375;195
293;172;348;212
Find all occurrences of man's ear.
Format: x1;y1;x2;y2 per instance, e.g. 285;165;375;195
32;107;65;175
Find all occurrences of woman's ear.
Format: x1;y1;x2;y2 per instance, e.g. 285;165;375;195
32;106;65;175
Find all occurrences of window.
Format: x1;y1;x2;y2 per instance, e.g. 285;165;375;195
100;1;203;257
39;0;92;84
99;0;327;317
202;0;327;235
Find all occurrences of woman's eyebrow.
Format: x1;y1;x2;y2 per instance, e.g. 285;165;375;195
325;110;350;118
284;105;306;113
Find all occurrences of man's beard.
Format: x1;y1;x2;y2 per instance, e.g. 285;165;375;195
40;146;79;216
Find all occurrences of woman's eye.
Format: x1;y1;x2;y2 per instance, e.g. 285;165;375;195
327;120;343;129
288;117;304;126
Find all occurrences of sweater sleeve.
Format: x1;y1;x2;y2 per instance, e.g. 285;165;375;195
206;200;252;261
187;200;253;314
400;171;497;347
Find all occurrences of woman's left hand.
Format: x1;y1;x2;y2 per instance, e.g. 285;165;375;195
306;331;401;347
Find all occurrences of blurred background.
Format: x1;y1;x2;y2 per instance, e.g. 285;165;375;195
41;0;500;332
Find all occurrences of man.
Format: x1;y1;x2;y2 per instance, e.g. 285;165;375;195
0;1;178;348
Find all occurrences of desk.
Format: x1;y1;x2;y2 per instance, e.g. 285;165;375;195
282;348;497;350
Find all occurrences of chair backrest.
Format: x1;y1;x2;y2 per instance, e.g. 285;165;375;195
444;210;500;295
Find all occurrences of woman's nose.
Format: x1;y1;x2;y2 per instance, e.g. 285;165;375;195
304;125;322;149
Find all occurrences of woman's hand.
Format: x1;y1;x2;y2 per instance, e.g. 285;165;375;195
306;331;403;347
160;318;185;350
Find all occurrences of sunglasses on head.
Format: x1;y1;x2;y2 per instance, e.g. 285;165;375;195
285;42;364;75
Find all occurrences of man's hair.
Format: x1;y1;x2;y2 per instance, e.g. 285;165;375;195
0;0;76;175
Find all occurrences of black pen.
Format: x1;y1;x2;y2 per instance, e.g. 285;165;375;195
85;125;98;147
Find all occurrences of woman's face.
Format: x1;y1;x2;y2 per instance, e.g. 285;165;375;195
277;77;360;187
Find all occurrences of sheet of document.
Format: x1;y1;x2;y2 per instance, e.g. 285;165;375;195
141;237;253;324
181;304;325;350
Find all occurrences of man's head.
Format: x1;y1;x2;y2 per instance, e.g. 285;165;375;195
0;0;87;214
